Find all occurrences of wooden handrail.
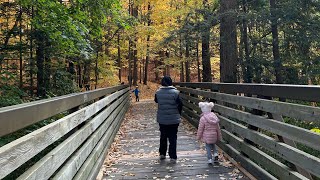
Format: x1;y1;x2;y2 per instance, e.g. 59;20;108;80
0;85;128;137
173;82;320;102
174;82;320;179
0;85;130;179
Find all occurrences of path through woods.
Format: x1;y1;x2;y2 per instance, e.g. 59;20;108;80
97;100;250;180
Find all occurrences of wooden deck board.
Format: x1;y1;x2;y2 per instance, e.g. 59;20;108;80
99;100;249;180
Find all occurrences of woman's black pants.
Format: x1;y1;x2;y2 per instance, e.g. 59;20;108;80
159;123;179;159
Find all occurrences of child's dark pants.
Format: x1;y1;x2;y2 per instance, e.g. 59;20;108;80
159;123;179;159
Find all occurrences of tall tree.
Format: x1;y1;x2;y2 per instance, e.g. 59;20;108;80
219;0;238;83
143;1;151;85
117;31;122;82
270;0;283;84
241;0;252;83
185;35;190;82
201;0;212;82
132;2;138;86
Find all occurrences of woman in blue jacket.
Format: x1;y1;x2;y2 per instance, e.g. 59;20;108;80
154;76;182;163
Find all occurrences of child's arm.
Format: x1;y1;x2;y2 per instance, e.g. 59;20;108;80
217;123;222;141
197;118;205;140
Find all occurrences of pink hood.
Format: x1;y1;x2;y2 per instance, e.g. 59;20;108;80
201;112;219;125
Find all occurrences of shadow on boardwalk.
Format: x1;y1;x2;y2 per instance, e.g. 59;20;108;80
98;100;250;180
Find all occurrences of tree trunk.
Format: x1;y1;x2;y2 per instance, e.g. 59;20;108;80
128;0;133;86
179;34;184;82
117;32;121;82
143;1;151;85
166;50;170;76
132;5;138;86
202;0;212;82
128;40;133;86
155;59;159;81
144;38;149;84
77;64;82;88
36;32;45;97
185;37;190;82
219;0;238;83
29;6;34;96
95;49;98;89
139;60;142;83
270;0;283;84
19;6;23;89
196;40;201;82
242;0;252;83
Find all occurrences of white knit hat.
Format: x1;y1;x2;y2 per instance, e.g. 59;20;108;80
198;102;214;113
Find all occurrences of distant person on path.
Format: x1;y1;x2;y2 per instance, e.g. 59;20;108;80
197;102;222;164
132;86;140;102
154;76;183;163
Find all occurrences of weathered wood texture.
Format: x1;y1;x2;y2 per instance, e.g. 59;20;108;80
0;85;130;180
174;82;320;179
0;85;127;137
173;82;320;102
100;100;249;180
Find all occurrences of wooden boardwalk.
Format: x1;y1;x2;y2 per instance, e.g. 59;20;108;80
98;100;249;180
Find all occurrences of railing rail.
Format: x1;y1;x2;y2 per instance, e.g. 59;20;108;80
0;85;130;180
173;82;320;180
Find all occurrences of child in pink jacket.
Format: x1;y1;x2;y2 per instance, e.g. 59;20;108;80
197;102;222;164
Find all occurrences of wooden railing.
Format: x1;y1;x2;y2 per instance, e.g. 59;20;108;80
173;82;320;180
0;85;130;180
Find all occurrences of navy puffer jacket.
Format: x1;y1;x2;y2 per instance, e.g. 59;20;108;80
155;86;181;125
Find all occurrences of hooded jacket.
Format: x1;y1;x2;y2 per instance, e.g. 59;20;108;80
197;112;222;144
155;86;181;125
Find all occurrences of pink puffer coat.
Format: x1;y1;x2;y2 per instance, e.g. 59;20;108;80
197;112;222;144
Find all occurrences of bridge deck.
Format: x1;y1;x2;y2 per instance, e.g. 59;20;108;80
98;100;249;180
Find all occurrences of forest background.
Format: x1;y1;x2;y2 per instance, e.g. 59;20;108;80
1;0;319;107
0;1;320;178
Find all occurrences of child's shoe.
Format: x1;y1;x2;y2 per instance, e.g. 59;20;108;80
214;155;219;162
208;159;213;164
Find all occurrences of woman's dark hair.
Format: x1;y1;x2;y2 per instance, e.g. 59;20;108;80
161;76;172;86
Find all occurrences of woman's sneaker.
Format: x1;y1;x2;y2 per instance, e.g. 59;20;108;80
208;159;213;164
159;155;166;160
170;159;177;163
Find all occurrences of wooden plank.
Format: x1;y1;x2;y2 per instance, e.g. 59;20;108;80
53;102;129;180
267;113;313;179
86;113;125;180
219;116;320;177
214;104;320;151
180;93;202;105
216;146;257;180
177;87;320;123
0;88;129;179
53;103;128;180
181;113;199;127
182;106;200;120
217;141;277;180
72;103;128;180
181;98;202;114
17;94;129;180
173;82;320;102
221;130;307;180
0;85;128;137
181;99;201;115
